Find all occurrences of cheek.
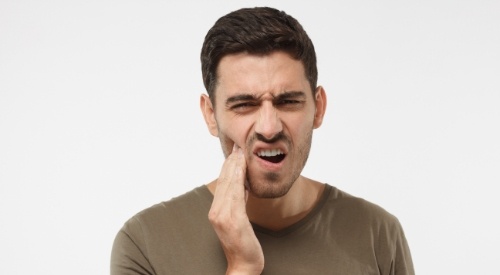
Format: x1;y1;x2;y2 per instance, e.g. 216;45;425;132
287;113;315;135
216;125;243;155
218;117;253;146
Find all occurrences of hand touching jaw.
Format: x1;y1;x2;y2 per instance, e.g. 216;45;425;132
207;145;265;274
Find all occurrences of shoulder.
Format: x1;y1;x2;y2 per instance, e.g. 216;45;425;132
122;185;213;235
322;185;411;256
320;185;414;274
111;186;222;273
324;185;402;230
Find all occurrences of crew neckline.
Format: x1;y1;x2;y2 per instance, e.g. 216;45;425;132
199;184;332;238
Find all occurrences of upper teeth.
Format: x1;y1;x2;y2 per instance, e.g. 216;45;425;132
257;149;284;157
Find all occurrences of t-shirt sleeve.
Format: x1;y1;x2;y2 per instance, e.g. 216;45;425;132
392;220;415;275
374;211;415;275
110;218;155;275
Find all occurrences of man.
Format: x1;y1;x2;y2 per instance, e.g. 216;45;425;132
111;7;414;275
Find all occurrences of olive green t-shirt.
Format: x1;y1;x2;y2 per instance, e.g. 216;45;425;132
111;184;414;274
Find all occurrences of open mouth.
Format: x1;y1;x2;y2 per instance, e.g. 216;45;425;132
257;149;286;164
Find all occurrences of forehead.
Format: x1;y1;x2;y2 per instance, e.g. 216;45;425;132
215;51;310;99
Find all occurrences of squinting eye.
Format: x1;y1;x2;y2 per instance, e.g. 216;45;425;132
277;100;300;105
274;99;304;111
231;102;258;112
233;103;251;108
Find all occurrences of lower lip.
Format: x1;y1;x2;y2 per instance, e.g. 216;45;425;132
254;155;285;171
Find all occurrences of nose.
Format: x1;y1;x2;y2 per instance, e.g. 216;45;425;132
254;102;283;140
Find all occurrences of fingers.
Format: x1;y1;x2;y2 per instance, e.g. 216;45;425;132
208;144;265;274
217;144;246;193
209;143;248;234
211;144;247;213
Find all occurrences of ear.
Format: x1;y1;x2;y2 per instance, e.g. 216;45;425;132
200;94;219;137
313;86;327;129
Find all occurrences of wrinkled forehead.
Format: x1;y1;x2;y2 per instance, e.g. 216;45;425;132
214;51;310;99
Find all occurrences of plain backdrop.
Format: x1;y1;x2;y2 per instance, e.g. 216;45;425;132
1;0;499;274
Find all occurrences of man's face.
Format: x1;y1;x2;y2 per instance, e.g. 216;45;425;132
202;51;326;198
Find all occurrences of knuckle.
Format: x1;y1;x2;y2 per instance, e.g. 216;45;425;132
208;209;226;226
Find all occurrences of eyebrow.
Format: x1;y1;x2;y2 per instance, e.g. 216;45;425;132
225;94;257;106
274;91;306;101
225;91;306;107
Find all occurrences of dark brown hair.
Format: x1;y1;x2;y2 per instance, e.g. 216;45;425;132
200;7;318;104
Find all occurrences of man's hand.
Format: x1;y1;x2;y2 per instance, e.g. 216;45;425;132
208;144;265;274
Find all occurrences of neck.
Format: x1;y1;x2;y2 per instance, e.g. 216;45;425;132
245;176;325;231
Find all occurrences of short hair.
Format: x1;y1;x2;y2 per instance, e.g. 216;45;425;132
200;7;318;105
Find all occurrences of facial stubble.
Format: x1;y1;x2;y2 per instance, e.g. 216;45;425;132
219;128;313;199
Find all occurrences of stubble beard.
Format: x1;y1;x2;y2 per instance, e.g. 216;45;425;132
219;130;313;199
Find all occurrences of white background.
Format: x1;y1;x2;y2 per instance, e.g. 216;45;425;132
1;0;499;274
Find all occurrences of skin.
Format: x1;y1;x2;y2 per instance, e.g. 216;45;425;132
200;51;327;274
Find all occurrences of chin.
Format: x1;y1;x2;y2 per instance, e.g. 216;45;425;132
247;172;294;199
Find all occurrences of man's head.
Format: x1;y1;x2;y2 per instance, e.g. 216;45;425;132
200;7;326;198
201;7;318;105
